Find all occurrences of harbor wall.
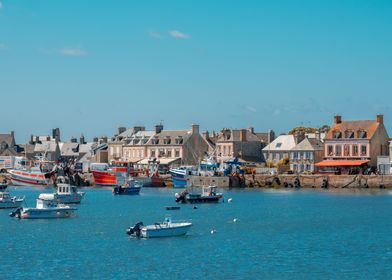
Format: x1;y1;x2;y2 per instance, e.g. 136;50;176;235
245;174;392;189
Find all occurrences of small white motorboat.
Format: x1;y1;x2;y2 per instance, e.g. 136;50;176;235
127;217;192;238
9;195;77;219
0;192;25;209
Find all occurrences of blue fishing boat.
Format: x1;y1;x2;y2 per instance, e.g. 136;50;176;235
169;166;198;188
112;178;141;195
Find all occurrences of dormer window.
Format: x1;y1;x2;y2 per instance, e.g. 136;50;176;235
344;130;354;139
152;137;159;145
164;137;171;145
133;139;140;145
275;143;282;148
333;130;342;139
143;138;149;144
175;137;183;145
357;130;367;139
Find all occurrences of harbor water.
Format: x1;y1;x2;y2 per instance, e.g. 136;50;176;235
1;187;392;279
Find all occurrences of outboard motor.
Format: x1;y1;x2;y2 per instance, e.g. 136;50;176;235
127;222;144;237
9;207;22;219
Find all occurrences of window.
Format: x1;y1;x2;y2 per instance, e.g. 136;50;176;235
352;145;359;156
294;152;298;159
327;145;334;156
167;149;172;157
175;137;183;145
361;145;367;156
345;130;354;139
223;146;226;156
152;138;159;145
344;145;350;157
275;143;282;148
335;145;342;156
151;149;155;157
357;130;367;139
306;164;311;171
333;130;342;139
175;149;180;158
164;137;171;145
159;149;165;157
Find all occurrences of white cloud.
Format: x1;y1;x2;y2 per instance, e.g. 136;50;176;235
59;46;87;56
169;30;191;39
149;31;163;39
246;105;257;113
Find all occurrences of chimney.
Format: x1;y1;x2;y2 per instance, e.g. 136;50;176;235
30;134;34;144
248;126;254;134
52;128;60;142
191;124;200;135
294;132;305;144
93;137;99;143
315;130;321;141
240;129;247;142
118;127;126;135
334;115;342;124
102;136;108;143
35;136;39;142
70;137;77;143
202;131;210;140
268;129;275;144
80;134;85;144
155;124;164;134
377;114;384;124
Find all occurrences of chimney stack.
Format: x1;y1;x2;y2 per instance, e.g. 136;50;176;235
377;114;384;124
30;135;34;144
240;129;247;142
155;124;164;134
80;134;85;144
248;126;254;134
191;124;200;135
334;115;342;124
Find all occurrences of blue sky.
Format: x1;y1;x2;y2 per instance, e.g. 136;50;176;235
1;0;391;143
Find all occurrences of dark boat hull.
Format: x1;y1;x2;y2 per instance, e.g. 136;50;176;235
112;187;141;195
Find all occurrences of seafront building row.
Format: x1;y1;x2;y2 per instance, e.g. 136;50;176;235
0;114;391;174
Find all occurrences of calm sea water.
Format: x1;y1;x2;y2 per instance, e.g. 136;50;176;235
1;187;392;279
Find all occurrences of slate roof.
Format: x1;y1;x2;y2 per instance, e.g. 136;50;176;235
61;142;79;157
291;138;324;151
34;141;58;153
217;129;261;142
146;130;192;145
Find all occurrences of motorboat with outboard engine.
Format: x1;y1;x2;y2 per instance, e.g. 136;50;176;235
9;195;77;219
126;216;192;238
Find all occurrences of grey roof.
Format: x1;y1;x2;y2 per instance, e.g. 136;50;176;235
126;131;155;145
217;129;261;142
0;133;14;147
34;141;58;153
61;142;79;157
262;135;296;152
291;138;324;151
146;130;192;145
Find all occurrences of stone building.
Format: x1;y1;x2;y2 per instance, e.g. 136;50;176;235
316;115;389;171
216;128;264;165
0;131;19;156
290;137;324;173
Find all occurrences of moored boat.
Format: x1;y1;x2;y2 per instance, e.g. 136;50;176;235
126;217;192;238
113;178;141;195
0;182;7;191
9;195;77;219
0;192;25;209
40;178;85;204
169;166;198;188
175;186;223;204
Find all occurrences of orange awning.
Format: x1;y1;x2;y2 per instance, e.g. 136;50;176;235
315;160;370;167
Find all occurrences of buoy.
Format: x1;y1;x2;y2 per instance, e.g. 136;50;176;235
211;229;217;234
228;198;233;203
193;206;198;209
233;218;238;223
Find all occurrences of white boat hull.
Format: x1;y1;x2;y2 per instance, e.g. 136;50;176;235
141;223;192;238
19;207;76;219
9;170;49;187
